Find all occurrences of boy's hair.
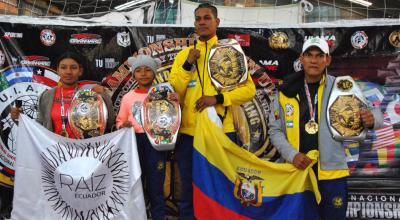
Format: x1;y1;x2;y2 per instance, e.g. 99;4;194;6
195;3;218;18
56;51;85;69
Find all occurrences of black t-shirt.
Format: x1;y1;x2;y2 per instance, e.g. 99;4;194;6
299;81;320;154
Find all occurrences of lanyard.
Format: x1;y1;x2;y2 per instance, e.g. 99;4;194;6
195;40;207;96
60;86;76;134
304;79;318;122
60;87;67;132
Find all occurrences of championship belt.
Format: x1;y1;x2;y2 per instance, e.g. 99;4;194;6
141;83;181;151
208;39;248;91
327;76;367;141
68;89;108;139
232;103;269;157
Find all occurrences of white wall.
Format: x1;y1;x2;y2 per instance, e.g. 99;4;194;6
177;0;303;26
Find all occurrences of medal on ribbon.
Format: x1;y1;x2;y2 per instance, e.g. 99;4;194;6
305;120;318;134
304;79;319;135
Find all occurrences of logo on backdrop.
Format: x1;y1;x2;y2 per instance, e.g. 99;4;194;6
40;29;56;46
155;34;166;41
95;58;120;69
259;59;279;71
347;193;400;219
351;31;368;49
70;33;102;45
293;58;303;72
40;140;129;219
0;83;50;168
228;34;250;47
0;49;5;67
117;31;131;47
20;56;51;66
304;35;336;48
268;32;289;49
146;34;166;44
389;30;400;48
2;32;23;39
0;66;58;174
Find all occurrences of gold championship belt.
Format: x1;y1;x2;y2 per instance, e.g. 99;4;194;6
327;76;367;141
68;88;108;139
208;39;248;91
141;83;181;151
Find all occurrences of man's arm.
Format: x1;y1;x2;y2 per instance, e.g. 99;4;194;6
371;107;384;129
220;74;256;106
360;105;384;130
169;49;196;99
194;73;256;111
267;93;299;164
36;91;46;126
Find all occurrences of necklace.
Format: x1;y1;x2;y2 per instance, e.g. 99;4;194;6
59;85;77;137
304;79;318;135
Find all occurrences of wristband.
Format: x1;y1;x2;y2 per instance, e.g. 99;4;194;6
214;94;224;104
182;60;194;71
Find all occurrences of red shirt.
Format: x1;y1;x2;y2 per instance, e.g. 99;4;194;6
51;86;78;138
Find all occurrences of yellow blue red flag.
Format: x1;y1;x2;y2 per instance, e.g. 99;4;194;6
193;108;321;220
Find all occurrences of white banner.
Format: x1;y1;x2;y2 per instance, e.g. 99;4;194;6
11;115;146;220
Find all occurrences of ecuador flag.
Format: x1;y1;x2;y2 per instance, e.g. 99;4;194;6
193;108;321;220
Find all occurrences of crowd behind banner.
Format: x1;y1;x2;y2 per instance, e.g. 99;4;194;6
0;20;399;219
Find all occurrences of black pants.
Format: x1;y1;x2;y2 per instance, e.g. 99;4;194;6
0;185;13;219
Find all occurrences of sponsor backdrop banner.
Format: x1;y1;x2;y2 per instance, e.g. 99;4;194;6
0;21;399;219
12;114;146;220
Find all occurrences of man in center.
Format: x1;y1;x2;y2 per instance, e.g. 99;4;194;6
169;3;256;219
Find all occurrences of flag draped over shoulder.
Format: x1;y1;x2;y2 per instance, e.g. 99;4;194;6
12;115;146;220
193;109;321;220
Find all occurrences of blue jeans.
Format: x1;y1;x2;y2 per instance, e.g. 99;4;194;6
175;132;236;220
318;177;348;220
136;133;167;220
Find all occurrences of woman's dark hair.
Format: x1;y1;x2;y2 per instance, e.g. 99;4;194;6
55;51;85;68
